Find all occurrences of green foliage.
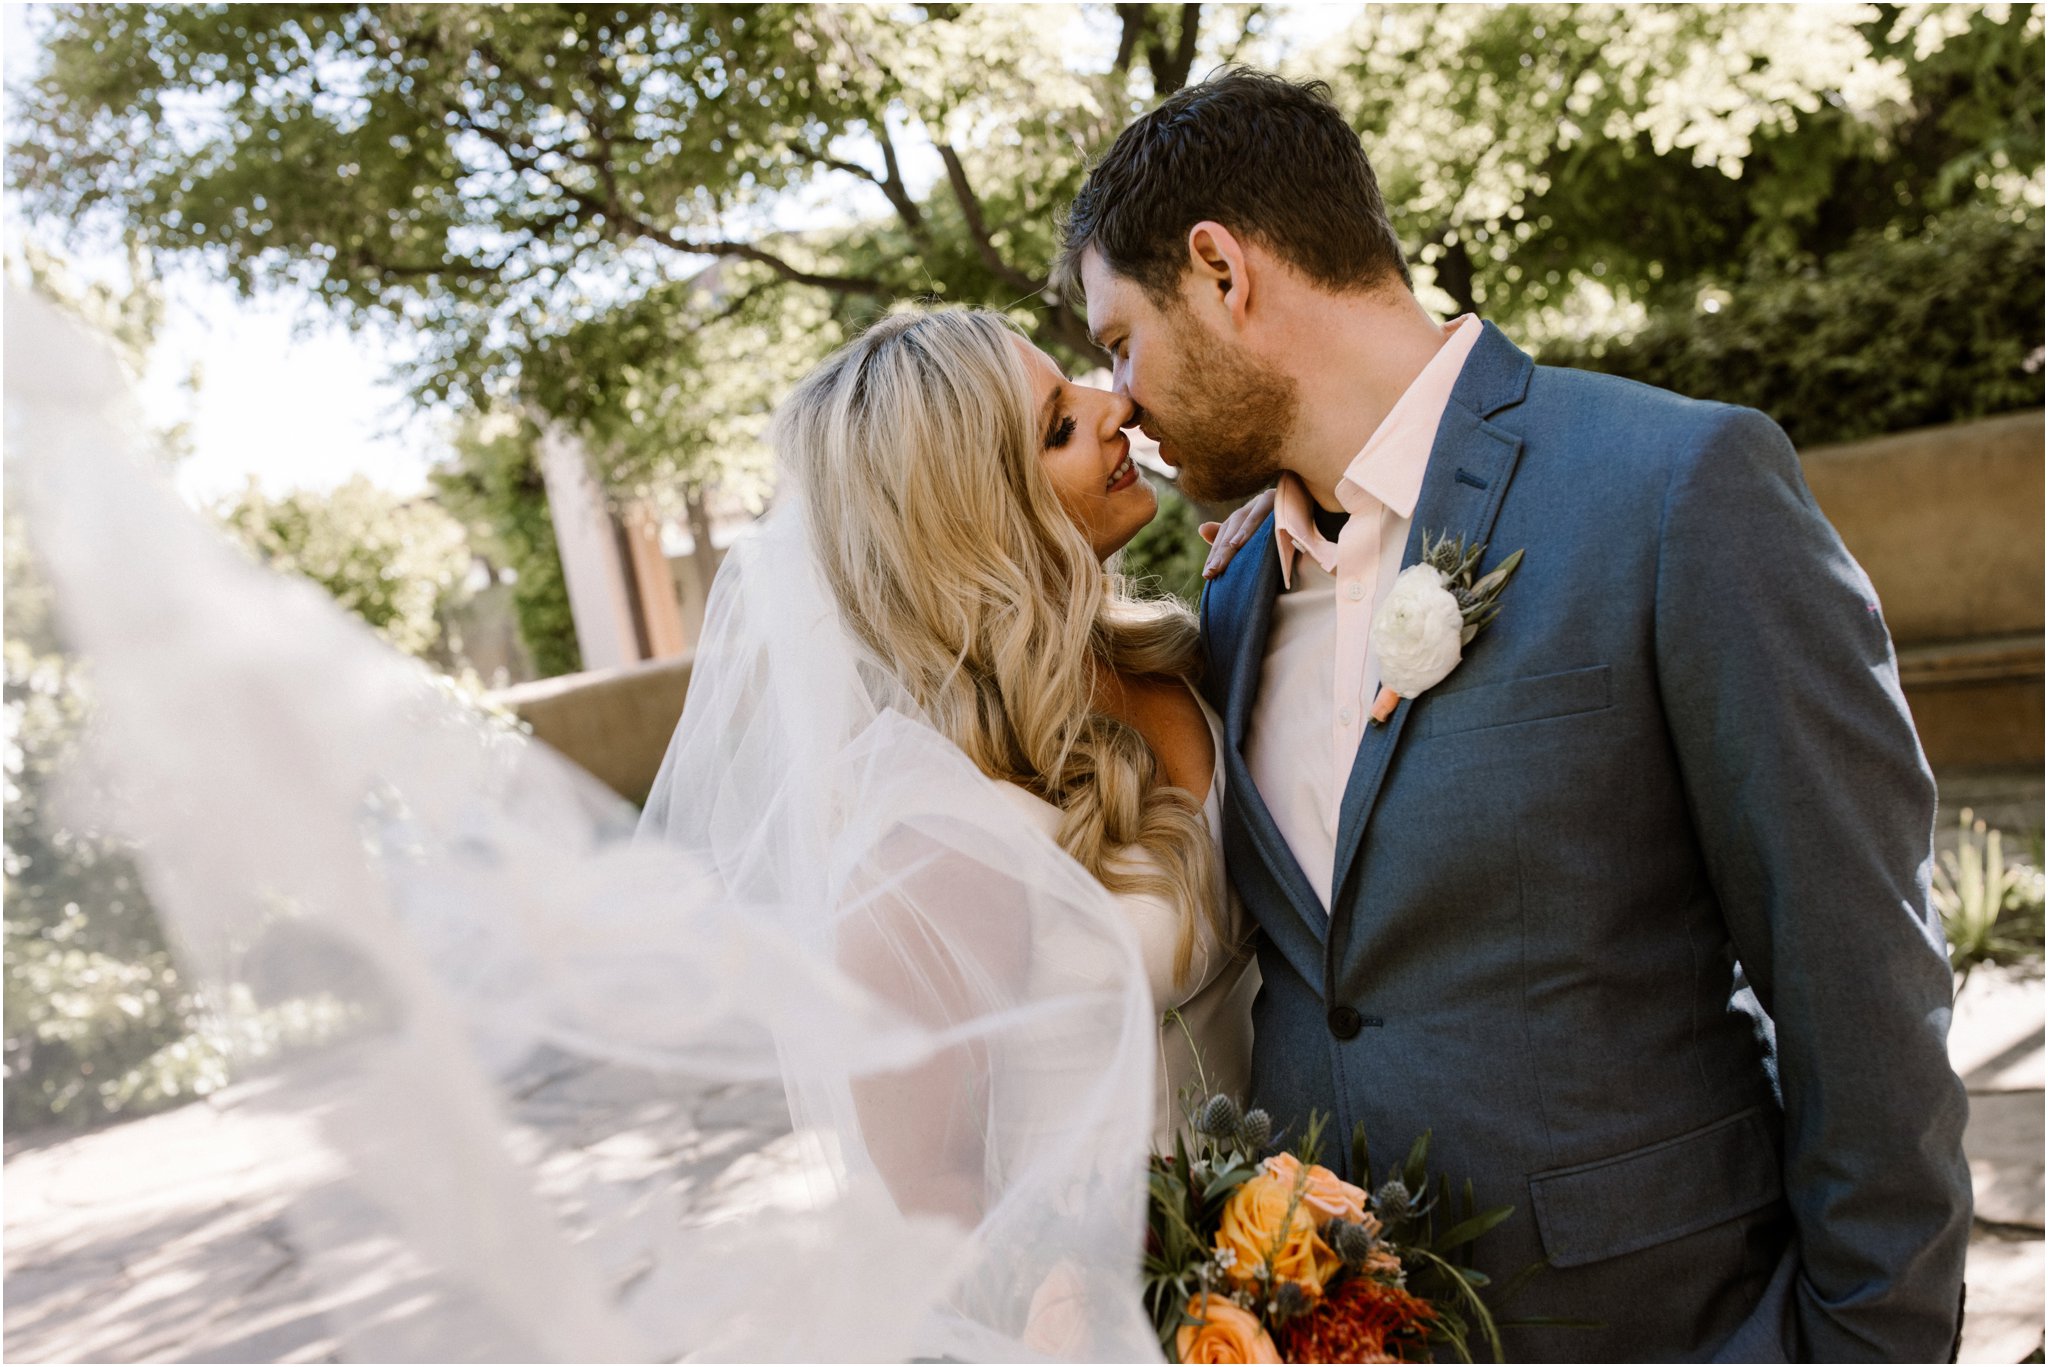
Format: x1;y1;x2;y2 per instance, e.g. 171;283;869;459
15;4;2038;515
4;512;223;1132
1;271;223;1133
1339;3;2044;335
7;4;1245;493
1936;807;2047;984
432;413;583;678
1347;1124;1523;1361
1541;202;2045;447
1117;474;1209;606
213;475;474;657
520;264;829;505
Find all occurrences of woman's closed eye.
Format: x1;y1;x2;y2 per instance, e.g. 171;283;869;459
1046;413;1078;449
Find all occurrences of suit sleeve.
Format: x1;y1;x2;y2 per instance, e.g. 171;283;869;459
1652;405;1971;1361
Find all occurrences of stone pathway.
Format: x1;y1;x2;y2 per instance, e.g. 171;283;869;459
1952;965;2047;1363
6;973;2042;1363
3;1054;808;1364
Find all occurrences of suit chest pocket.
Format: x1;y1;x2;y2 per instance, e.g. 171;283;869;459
1417;664;1612;740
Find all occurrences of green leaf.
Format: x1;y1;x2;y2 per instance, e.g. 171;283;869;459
1402;1129;1433;1193
1441;1205;1523;1254
1467;548;1525;600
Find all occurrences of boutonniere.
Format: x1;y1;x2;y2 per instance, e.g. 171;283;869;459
1368;531;1526;725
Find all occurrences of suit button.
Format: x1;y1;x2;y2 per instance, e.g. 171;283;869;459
1328;1005;1362;1040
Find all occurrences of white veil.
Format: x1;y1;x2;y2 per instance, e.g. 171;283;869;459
8;286;1162;1362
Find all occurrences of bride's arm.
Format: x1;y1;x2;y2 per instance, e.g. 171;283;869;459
835;823;1032;1228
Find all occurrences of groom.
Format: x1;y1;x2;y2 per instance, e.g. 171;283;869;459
1056;70;1971;1361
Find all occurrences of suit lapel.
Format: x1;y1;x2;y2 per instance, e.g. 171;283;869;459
1207;519;1330;990
1327;323;1533;911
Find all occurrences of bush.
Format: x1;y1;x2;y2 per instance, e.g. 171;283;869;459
1542;202;2045;448
1117;474;1209;606
214;477;473;658
3;522;222;1132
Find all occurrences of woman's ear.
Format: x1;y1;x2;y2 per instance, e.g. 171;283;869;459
1185;221;1251;328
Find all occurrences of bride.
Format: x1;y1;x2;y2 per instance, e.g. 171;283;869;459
644;307;1261;1155
14;291;1263;1362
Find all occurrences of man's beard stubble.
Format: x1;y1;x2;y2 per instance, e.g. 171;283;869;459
1154;316;1299;505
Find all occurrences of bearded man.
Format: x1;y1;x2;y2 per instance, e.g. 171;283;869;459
1056;68;1970;1363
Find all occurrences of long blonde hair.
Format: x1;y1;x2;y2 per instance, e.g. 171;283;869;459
775;308;1222;986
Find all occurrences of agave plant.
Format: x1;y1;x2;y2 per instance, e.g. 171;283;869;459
1934;808;2046;986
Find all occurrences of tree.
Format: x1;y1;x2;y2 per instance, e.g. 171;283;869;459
213;475;475;657
8;3;1295;563
14;4;2034;515
11;6;1251;409
1334;3;2042;340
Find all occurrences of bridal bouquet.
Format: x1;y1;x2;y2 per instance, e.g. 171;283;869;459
1145;1094;1513;1363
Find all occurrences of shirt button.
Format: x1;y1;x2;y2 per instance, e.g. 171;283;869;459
1345;580;1366;602
1328;1006;1362;1040
1337;706;1355;726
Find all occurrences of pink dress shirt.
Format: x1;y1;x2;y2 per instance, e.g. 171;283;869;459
1243;315;1480;910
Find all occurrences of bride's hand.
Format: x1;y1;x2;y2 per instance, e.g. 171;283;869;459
1198;487;1278;580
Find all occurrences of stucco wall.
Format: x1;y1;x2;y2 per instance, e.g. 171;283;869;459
494;655;692;806
1803;410;2042;647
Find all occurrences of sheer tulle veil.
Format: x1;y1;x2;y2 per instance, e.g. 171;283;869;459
8;286;1163;1361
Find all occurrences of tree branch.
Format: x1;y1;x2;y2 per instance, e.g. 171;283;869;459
453;38;895;297
795;122;934;251
1113;3;1150;74
1220;4;1265;65
935;142;1043;295
1147;4;1203;95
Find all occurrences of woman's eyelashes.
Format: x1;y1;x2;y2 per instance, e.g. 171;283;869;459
1046;412;1078;449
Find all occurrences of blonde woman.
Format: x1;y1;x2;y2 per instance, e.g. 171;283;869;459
631;306;1268;1354
773;307;1257;1149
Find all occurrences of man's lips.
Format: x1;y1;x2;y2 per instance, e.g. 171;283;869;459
1133;422;1175;466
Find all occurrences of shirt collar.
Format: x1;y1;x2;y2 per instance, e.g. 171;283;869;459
1272;314;1480;589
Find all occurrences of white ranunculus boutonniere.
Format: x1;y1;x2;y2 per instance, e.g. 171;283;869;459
1369;531;1526;725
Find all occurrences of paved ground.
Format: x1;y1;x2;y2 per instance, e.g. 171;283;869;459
6;967;2042;1363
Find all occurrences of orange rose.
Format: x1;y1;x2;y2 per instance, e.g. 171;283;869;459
1177;1293;1282;1364
1261;1151;1370;1226
1215;1165;1343;1297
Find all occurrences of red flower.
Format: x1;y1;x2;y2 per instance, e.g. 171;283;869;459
1275;1276;1437;1363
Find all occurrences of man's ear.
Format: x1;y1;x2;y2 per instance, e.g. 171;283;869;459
1185;222;1251;329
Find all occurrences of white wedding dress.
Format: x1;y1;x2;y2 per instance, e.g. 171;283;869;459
11;285;1231;1363
991;697;1257;1152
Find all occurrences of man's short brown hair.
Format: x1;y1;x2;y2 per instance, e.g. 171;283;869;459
1055;67;1410;305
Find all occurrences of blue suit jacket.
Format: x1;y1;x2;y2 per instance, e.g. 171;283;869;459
1199;323;1971;1362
